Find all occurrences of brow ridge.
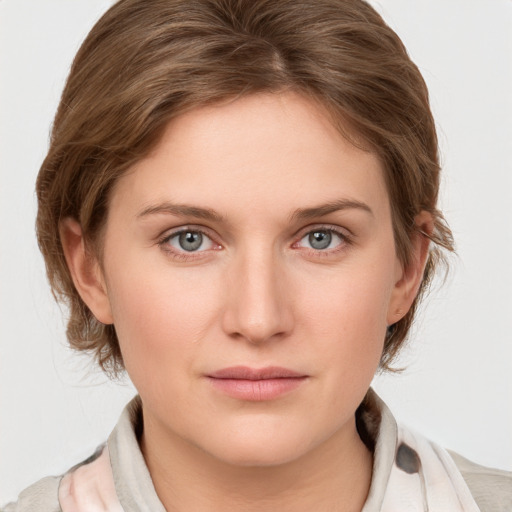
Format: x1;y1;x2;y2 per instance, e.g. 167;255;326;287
137;202;224;222
290;199;373;221
137;198;372;224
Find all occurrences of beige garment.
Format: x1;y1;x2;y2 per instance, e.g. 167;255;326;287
3;391;512;511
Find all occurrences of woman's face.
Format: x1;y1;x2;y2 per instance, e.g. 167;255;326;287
95;92;408;466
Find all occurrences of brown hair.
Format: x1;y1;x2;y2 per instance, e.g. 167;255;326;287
36;0;454;375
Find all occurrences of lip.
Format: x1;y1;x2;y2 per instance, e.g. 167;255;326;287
206;366;308;401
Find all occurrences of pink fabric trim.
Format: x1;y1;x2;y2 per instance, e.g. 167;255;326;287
58;446;124;512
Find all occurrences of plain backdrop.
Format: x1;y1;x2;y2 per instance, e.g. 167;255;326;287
1;0;511;504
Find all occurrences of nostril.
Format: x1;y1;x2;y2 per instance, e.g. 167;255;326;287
222;299;294;345
220;256;294;343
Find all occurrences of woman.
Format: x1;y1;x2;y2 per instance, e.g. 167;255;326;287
3;0;511;510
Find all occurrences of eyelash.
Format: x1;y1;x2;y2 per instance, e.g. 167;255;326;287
157;227;220;261
293;225;351;257
157;225;352;261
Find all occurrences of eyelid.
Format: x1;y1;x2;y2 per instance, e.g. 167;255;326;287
293;223;352;241
157;224;218;241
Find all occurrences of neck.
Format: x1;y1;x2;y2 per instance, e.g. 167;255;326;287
141;411;372;512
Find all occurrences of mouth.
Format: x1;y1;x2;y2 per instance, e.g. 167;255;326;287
206;366;309;401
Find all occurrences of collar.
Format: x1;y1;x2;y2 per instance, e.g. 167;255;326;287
60;388;479;511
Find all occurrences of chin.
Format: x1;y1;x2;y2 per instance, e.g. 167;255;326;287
199;420;318;468
215;441;310;468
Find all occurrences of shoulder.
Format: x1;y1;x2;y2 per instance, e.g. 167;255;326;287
3;444;122;512
2;445;106;512
449;450;512;512
1;476;62;512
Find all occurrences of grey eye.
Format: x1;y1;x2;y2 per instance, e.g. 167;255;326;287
297;229;344;251
308;230;332;250
178;231;203;251
163;229;216;255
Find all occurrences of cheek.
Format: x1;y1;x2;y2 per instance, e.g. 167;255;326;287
105;260;222;378
297;257;395;369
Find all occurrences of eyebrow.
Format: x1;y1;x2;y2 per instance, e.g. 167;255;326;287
136;198;373;223
136;202;224;222
289;199;373;221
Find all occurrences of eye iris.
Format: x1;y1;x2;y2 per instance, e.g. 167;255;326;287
179;231;203;251
309;231;331;250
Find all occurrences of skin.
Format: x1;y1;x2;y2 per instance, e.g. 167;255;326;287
62;92;431;511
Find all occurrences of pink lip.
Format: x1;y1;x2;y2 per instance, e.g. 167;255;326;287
207;366;308;401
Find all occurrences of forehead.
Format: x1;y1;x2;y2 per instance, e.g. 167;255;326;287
110;92;390;222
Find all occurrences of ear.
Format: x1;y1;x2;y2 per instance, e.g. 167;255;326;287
387;211;433;325
59;218;114;325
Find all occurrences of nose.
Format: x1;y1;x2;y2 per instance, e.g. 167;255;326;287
221;248;294;345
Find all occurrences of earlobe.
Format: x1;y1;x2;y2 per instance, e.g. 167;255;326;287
59;218;114;325
387;211;434;325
